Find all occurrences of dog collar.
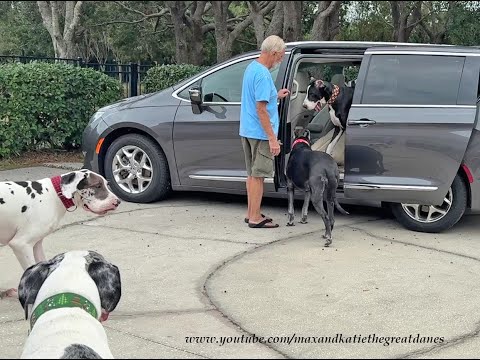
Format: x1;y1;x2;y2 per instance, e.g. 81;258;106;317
30;292;99;330
292;138;310;148
327;85;340;105
51;176;75;210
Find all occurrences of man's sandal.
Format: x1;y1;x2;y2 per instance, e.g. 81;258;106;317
244;214;272;224
248;218;279;228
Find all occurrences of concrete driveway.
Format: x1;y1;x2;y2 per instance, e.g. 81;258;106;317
1;165;480;358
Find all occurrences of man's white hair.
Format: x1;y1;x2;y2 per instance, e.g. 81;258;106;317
261;35;286;53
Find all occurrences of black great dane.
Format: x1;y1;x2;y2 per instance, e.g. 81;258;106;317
286;129;349;247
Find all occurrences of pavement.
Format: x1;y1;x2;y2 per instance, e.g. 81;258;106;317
2;164;480;358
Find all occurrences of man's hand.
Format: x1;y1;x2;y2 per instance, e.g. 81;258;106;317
269;138;281;157
277;88;290;99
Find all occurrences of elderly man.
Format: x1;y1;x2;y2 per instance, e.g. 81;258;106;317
240;35;290;228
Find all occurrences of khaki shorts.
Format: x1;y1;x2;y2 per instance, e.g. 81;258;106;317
241;137;274;178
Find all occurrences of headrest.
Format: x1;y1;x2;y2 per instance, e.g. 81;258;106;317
331;74;345;86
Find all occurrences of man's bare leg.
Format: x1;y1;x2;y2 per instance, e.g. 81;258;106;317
248;177;277;227
245;176;251;220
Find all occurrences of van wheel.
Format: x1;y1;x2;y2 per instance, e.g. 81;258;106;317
391;175;467;233
104;134;171;203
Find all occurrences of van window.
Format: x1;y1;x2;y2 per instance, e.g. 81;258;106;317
362;54;465;105
177;57;280;103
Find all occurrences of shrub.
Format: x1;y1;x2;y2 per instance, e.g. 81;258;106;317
143;64;207;93
0;62;123;158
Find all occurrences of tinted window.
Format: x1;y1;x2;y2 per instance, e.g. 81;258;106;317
362;54;465;105
178;57;280;103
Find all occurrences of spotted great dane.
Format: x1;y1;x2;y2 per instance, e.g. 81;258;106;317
0;170;121;298
18;250;121;358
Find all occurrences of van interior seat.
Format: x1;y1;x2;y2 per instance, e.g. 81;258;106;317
289;70;314;130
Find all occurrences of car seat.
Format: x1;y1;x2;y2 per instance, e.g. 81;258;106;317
289;70;314;130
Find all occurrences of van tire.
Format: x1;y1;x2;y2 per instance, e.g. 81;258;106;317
104;134;171;203
391;174;467;233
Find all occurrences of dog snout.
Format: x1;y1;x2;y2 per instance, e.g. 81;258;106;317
113;198;121;207
302;103;308;109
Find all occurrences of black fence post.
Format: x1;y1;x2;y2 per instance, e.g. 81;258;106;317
129;62;138;97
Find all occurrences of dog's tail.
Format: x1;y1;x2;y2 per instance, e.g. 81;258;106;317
335;198;349;215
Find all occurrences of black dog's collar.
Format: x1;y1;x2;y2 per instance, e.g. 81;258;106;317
292;138;310;148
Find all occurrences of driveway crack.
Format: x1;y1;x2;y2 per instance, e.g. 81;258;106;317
201;217;386;359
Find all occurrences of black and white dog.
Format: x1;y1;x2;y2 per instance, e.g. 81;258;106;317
18;250;121;359
0;170;121;298
302;77;354;155
286;129;349;247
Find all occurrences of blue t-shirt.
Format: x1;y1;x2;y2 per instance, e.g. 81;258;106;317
239;60;278;140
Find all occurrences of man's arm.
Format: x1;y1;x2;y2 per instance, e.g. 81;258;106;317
256;101;280;156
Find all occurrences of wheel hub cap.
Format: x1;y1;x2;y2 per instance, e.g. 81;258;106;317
112;145;153;194
401;188;453;223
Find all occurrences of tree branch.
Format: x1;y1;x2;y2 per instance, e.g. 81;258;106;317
407;8;436;30
419;20;434;40
93;5;169;27
318;1;342;19
114;1;149;18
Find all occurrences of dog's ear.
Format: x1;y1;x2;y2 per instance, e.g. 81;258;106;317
18;253;65;320
309;76;316;84
303;128;311;141
60;171;88;199
293;127;303;138
85;251;121;316
314;79;324;89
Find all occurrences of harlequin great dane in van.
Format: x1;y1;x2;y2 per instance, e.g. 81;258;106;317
303;77;354;155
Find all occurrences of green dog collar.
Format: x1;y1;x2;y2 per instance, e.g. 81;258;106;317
30;292;98;329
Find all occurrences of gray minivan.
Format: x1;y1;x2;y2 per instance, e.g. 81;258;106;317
82;41;480;233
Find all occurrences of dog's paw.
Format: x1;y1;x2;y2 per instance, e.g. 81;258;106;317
286;222;295;227
300;218;308;224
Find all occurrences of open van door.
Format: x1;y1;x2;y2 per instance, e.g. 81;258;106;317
343;46;478;206
274;43;367;191
274;45;304;191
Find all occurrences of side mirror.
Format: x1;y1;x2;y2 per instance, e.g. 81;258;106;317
189;87;203;114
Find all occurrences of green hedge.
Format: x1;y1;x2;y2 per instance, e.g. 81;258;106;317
0;62;123;158
144;64;207;93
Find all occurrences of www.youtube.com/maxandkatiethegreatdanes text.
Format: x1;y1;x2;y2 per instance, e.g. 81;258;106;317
185;333;445;347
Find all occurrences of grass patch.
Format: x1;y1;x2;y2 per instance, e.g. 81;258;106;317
0;150;84;171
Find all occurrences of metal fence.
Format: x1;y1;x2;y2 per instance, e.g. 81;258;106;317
0;55;155;97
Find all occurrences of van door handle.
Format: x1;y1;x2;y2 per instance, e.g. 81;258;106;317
348;118;376;126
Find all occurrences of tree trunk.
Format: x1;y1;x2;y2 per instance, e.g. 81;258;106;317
248;1;279;48
266;1;284;38
37;1;84;58
249;2;266;48
419;1;454;44
212;1;277;63
166;1;191;64
211;1;232;62
188;1;208;65
311;1;342;40
390;1;423;42
283;1;303;42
